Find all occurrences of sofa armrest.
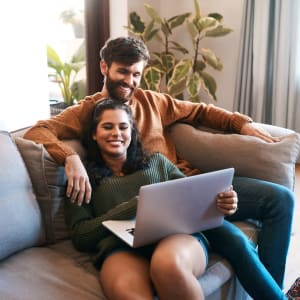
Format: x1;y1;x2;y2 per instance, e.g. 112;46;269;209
169;122;300;190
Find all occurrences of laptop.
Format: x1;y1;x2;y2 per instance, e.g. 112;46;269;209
102;168;234;248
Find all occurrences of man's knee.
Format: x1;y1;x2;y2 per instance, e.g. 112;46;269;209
265;184;294;217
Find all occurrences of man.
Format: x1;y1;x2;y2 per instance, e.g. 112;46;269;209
25;37;294;291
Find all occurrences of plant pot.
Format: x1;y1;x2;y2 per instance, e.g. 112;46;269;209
50;101;70;116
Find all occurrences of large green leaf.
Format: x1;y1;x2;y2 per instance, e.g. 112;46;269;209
161;53;175;73
194;17;217;33
47;43;86;105
168;13;191;29
208;13;223;22
129;12;145;34
168;59;192;85
169;41;189;54
194;60;206;72
206;25;233;37
186;19;198;40
71;79;86;101
201;48;223;70
71;42;85;63
167;59;192;96
199;17;217;30
161;19;172;36
187;72;201;98
143;20;159;41
194;0;201;18
144;4;161;22
47;45;63;71
200;71;217;100
143;66;162;91
70;61;86;74
167;78;187;97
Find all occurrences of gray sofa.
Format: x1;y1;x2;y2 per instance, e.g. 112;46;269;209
1;122;299;300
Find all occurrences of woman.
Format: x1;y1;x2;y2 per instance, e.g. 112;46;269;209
64;99;286;300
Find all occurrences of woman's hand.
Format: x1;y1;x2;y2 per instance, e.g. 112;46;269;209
216;186;238;216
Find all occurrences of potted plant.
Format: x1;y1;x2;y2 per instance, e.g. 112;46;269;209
126;0;233;101
47;42;86;113
60;8;85;39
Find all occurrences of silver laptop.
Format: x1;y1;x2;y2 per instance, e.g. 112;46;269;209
102;168;234;248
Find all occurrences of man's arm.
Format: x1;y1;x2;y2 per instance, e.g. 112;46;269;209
240;122;280;143
24;96;100;204
65;155;91;205
163;93;278;142
139;89;253;134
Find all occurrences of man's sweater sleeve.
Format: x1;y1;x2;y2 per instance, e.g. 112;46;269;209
64;196;138;252
24;97;97;165
142;90;252;133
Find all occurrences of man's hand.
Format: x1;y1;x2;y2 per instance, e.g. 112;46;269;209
65;154;91;206
216;186;238;216
240;123;280;143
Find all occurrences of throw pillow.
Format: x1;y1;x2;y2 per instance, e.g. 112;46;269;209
0;131;44;260
169;123;300;190
14;137;87;244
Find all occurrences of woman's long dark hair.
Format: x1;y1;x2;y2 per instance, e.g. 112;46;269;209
82;98;150;188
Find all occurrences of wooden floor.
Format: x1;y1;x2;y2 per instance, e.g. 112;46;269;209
284;164;300;292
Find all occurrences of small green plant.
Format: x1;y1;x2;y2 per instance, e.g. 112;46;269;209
127;0;233;101
47;42;86;106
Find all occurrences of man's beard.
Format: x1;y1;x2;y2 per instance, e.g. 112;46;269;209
105;75;135;102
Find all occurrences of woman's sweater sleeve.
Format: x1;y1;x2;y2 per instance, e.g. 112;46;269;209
64;196;138;252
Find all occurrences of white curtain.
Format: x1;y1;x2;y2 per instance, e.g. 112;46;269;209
234;0;300;132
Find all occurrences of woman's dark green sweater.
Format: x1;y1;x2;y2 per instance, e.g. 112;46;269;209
64;153;184;267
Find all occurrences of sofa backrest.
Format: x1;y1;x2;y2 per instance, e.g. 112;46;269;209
0;131;45;260
169;122;300;190
9;121;300;247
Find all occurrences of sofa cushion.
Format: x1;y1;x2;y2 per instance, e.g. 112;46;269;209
0;131;44;260
14;137;86;244
0;246;103;300
169;123;300;190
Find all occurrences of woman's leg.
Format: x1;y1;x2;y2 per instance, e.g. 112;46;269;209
227;176;294;288
150;233;207;300
99;250;154;300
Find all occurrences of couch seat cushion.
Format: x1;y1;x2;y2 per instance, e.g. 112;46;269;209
0;246;104;300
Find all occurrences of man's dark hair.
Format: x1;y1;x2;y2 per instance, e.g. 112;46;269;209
99;37;150;67
83;98;150;188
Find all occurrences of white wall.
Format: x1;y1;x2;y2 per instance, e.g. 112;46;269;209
0;0;50;131
109;0;128;38
126;0;245;110
0;1;244;132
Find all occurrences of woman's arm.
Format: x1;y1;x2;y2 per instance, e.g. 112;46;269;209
64;195;138;252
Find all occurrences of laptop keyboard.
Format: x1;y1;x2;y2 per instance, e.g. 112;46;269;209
126;228;135;236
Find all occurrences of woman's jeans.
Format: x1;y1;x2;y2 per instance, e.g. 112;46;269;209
203;176;294;300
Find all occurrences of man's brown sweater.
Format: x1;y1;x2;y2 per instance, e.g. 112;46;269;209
24;88;251;175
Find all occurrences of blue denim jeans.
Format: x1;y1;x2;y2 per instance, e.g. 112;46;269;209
203;176;294;300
